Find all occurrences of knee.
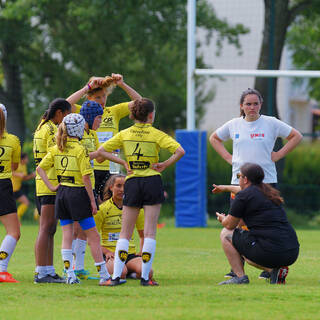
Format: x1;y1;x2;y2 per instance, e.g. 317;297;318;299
40;222;57;236
220;228;231;242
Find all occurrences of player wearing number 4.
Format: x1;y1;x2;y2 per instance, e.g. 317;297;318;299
96;98;185;286
37;113;112;285
0;104;21;283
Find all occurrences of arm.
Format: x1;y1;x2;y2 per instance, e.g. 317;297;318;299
216;212;240;230
12;171;25;179
101;247;114;260
66;77;104;112
212;184;241;195
36;166;59;192
271;128;303;162
209;132;232;165
152;147;185;173
82;174;97;215
23;171;36;181
11;163;19;171
112;73;142;100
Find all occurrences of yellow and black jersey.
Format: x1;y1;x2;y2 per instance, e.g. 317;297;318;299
101;123;181;179
81;129;99;186
94;198;144;254
93;102;129;171
39;137;93;187
33;120;58;196
11;163;27;192
0;132;21;179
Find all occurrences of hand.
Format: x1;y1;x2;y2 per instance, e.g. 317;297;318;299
105;251;114;261
152;162;166;173
216;212;226;223
91;200;97;215
49;183;60;192
123;161;133;175
111;73;124;85
271;151;281;162
212;184;224;194
88;77;105;89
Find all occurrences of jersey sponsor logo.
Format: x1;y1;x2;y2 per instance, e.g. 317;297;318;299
118;250;128;262
108;232;120;241
0;251;8;260
129;161;150;170
142;252;151;263
57;175;75;184
64;260;70;270
250;133;265;139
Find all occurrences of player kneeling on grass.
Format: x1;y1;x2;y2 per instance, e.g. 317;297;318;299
214;163;299;285
36;113;112;285
94;174;155;282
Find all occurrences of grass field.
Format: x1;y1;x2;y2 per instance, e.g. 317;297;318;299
1;219;319;320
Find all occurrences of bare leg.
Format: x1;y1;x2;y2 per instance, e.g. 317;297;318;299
119;206;140;240
0;213;20;241
35;204;57;266
143;204;161;239
244;258;272;273
83;227;104;263
106;257;128;279
126;257;153;279
220;228;245;277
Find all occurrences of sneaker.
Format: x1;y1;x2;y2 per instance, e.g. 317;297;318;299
140;278;159;286
259;270;271;279
219;275;249;285
99;277;126;286
66;277;80;284
0;272;19;283
74;269;90;280
270;267;289;284
34;274;65;284
49;273;66;283
224;270;237;278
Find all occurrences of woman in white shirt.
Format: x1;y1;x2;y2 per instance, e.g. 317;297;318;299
209;88;302;279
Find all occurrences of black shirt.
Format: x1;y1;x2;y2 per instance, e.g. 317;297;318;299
230;185;299;252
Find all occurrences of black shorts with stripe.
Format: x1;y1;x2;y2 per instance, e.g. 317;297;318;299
123;175;165;207
0;179;17;216
55;185;93;221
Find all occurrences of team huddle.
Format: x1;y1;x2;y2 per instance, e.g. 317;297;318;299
0;74;185;286
0;80;302;286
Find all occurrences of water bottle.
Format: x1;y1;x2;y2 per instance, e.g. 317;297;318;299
109;149;121;174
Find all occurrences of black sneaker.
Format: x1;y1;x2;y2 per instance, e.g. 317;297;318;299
140;278;159;286
34;274;65;284
259;271;271;279
219;275;249;285
50;273;66;283
99;277;126;286
224;270;237;278
270;267;289;284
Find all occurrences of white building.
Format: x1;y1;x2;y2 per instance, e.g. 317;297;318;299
198;0;312;136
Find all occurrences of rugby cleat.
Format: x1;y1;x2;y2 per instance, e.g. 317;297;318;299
74;269;90;280
219;275;249;285
224;270;237;278
140;278;159;286
66;277;80;284
99;277;126;286
259;270;271;280
0;272;19;283
34;273;65;284
270;266;289;284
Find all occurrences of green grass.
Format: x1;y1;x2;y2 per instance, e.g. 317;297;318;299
1;220;319;320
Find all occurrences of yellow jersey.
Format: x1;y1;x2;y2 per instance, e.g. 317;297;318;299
101;123;181;179
39;137;93;187
0;132;21;179
11;163;27;192
33;120;58;196
81;129;99;187
94;198;144;254
93;102;130;171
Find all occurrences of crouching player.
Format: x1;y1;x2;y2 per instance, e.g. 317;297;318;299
36;113;112;285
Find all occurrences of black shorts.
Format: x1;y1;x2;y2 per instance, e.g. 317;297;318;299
13;189;24;200
55;185;93;221
232;228;299;268
0;179;17;216
125;253;140;264
35;195;56;215
123;175;165;207
94;170;111;200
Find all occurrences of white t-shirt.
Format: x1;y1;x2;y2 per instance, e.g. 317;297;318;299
216;115;292;184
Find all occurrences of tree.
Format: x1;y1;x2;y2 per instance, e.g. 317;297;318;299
1;0;248;141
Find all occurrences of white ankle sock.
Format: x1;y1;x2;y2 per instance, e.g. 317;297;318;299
61;249;76;279
112;239;129;280
74;239;86;271
0;235;17;272
141;238;156;281
95;261;110;280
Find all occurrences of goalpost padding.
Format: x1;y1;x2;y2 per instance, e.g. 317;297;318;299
175;130;207;227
